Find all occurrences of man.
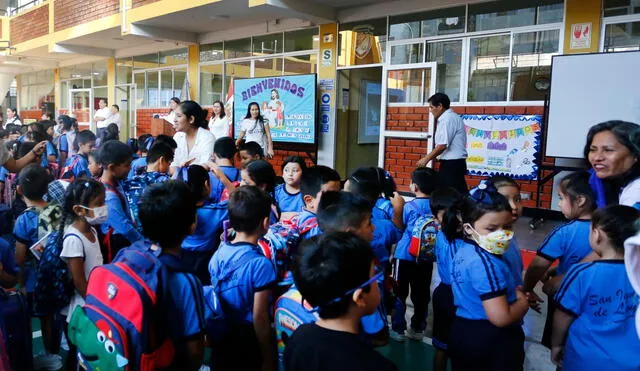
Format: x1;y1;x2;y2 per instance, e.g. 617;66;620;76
106;104;121;129
417;93;468;194
94;98;111;138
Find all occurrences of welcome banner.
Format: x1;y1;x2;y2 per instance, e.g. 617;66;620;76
462;115;542;180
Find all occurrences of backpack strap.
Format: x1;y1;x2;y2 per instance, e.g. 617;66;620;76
213;248;262;290
63;233;86;260
297;217;318;235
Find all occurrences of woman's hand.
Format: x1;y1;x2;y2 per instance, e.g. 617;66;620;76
266;148;274;159
181;158;196;168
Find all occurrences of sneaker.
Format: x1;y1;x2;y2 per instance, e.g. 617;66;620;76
389;329;406;342
406;328;424;341
33;352;63;371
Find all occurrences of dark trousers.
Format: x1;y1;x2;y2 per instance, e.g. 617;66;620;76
437;159;468;194
391;259;433;332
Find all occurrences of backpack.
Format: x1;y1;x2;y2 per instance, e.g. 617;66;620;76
257;216;317;286
407;205;439;262
101;181;131;263
274;288;317;366
59;155;81;181
68;241;180;371
218;169;241;203
122;172;171;232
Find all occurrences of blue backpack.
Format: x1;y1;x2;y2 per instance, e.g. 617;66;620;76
274;288;317;368
407;203;439;262
122;172;171;232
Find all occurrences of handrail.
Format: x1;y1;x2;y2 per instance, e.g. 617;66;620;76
8;0;46;16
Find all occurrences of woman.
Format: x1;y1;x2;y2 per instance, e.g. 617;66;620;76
162;97;180;127
208;100;230;140
5;108;21;127
586;120;640;208
171;100;215;173
235;102;274;158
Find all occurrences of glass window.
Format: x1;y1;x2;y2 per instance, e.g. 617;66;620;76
604;0;640;17
200;64;224;105
92;61;108;87
200;42;224;62
390;43;423;64
159;48;188;67
160;70;172;107
61;82;69;110
134;73;145;108
225;61;251;94
225;38;252;59
253;34;283;56
173;69;187;99
254;58;283;77
339;18;387;66
604;21;640;52
146;71;158;107
116;58;133;85
387;69;425;103
94;87;108;107
468;34;510;102
18;70;54;111
283;54;317;75
284;28;319;52
389;6;465;40
134;53;159;69
427;39;462;101
510;30;559;101
468;0;563;32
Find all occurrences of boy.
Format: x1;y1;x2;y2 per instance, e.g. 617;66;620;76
239;141;264;167
209;137;241;202
13;164;63;370
60;130;96;181
297;165;342;240
0;236;17;288
284;232;397;371
123;142;174;231
391;167;437;342
87;150;102;179
99;140;141;261
137;180;206;371
127;133;152;178
208;186;277;371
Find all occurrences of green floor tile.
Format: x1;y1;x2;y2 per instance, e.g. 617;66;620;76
378;340;435;371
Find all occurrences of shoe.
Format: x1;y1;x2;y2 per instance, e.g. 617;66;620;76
60;333;69;351
406;328;424;341
389;329;406;342
33;352;63;371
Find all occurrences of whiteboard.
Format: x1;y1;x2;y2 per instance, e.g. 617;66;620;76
546;51;640;158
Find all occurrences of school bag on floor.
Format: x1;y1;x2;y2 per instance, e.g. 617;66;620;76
408;209;439;262
67;241;183;371
0;289;33;371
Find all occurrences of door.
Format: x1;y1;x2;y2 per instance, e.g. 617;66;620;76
69;88;93;131
115;84;136;140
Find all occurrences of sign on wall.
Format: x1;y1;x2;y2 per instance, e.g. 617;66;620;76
570;22;592;50
462;115;542;180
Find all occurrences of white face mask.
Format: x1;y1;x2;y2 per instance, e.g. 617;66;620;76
80;205;108;225
465;224;514;255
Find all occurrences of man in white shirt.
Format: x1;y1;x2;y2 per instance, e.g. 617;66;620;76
417;93;468;193
106;104;121;129
94;98;111;138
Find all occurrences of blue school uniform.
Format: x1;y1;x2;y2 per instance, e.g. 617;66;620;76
208;166;241;203
371;217;401;265
58;133;68;154
536;219;591;275
273;184;304;213
63;154;91;180
0;166;7;182
435;232;465;285
208;241;276;323
393;198;431;262
296;209;321;240
555;260;640;371
182;201;229;253
101;180;143;244
40;141;57;168
503;236;524;286
373;198;394;220
0;237;18;278
12;210;40;292
127;157;147;179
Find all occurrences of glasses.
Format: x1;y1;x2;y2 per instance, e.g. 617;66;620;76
303;267;384;313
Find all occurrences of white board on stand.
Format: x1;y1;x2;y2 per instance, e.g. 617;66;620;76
546;51;640;159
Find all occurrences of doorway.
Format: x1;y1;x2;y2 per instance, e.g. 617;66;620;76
115;85;135;140
69;88;93;131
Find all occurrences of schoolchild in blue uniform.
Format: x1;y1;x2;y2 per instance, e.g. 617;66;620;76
552;205;640;371
297;165;342;240
127;134;152;178
208;186;277;371
491;176;525;286
449;183;530;371
181;164;228;285
40;121;58;168
56;115;77;167
238;141;264;168
241;159;280;225
523;171;596;347
138;180;206;370
208;137;241;202
61;130;96;181
390;167;437;342
98;140;142;262
0;236;18;288
274;156;306;216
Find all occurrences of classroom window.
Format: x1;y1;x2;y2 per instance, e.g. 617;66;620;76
92;61;108;87
339;18;387;66
510;30;559;101
173;69;187;99
603;0;640;17
468;34;510;102
134;73;145;108
159;49;188;67
200;64;224;104
284;28;319;52
116;58;133;85
468;0;563;32
389;6;465;40
387;68;431;104
18;70;54;111
225;38;252;59
390;43;424;64
427;39;463;102
134;53;159;69
253;34;283;56
604;20;640;52
200;43;224;63
283;54;317;75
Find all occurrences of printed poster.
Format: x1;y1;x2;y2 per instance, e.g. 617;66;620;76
462;115;542;180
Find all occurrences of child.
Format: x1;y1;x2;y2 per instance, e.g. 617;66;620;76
274;156;306;219
0;236;18;288
551;205;640;370
181;164;228;285
523;171;595;347
209;137;241;202
58;179;106;371
138;181;206;370
13;164;63;371
491;176;524;286
241;159;280;224
127;133;153;178
239;141;264;167
208;186;277;371
348;167;404;230
297;165;342;239
390;167;437;342
284;232;397;371
60;130;96;181
57;115;77;166
449;183;529;371
87;150;102;179
98;140;141;262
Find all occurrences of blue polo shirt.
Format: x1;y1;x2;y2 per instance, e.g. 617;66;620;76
555;260;640;371
296;209;321;240
273;184;304;213
127;157;147;179
371;217;401;265
434;232;465;285
59;133;69;153
209;166;241;203
503;236;524;286
537;220;592;275
41;141;57;168
452;240;517;320
0;237;18;277
394;198;432;262
208;242;277;323
182;201;229;252
0;166;7;182
63;154;91;180
12;209;40;292
373;198;394;221
101;181;143;244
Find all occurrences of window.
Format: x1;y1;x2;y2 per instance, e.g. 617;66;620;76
468;0;563;32
604;0;640;17
283;54;317;75
339;18;387;66
116;58;133;84
135;73;145;108
18;70;54;111
427;40;462;101
468;34;510;102
389;6;465;40
146;72;159;109
253;34;283;56
200;64;224;104
387;68;431;104
390;43;423;64
284;28;319;52
200;43;224;62
92;61;108;87
225;38;252;59
604;21;640;51
254;58;283;77
174;69;187;99
159;49;188;67
134;53;159;69
510;30;559;100
160;70;173;107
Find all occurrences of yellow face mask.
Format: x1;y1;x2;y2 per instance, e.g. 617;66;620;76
466;225;514;255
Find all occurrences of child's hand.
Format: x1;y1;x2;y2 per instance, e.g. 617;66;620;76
523;289;543;313
542;275;563;296
515;286;527;302
181;158;196;168
551;346;564;367
542;267;557;282
390;192;405;209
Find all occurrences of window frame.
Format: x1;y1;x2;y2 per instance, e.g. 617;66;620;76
131;65;188;108
600;13;640;52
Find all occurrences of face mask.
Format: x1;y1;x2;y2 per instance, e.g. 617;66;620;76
466;224;514;255
80;205;108;225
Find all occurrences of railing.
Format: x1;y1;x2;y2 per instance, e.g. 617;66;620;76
7;0;46;16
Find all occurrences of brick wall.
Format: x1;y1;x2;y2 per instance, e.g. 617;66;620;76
132;0;161;7
384;105;554;209
54;0;119;32
20;110;42;121
10;5;48;45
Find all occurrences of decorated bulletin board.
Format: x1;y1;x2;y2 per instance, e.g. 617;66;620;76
462;115;542;180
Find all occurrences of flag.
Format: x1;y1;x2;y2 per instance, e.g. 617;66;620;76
225;78;234;137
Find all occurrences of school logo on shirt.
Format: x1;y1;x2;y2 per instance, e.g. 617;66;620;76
107;283;118;300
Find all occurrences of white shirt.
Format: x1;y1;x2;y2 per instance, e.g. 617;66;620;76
163;110;176;127
5;117;21;127
95;107;112;129
620;177;640;207
434;109;467;160
106;112;121;128
60;225;103;322
208;116;230;140
241;118;269;151
171;127;215;168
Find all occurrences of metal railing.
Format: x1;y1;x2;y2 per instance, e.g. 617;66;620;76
7;0;46;16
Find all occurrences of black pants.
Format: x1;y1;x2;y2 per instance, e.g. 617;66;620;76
180;249;215;285
437;159;468;194
391;259;433;332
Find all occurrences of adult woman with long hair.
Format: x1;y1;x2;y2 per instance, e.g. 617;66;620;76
208;100;230;140
5;107;21;127
235;102;274;158
170;100;215;174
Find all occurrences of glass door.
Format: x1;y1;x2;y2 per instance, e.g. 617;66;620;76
69;88;93;131
116;84;136;140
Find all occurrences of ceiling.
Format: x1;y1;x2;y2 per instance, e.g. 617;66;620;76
314;0;390;8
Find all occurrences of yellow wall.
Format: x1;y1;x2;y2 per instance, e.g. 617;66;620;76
188;44;199;101
563;0;602;54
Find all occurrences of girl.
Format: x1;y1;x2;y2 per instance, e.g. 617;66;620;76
41;121;58;168
57;115;78;166
449;182;529;371
208;100;230;140
236;102;274;159
523;171;596;347
59;179;106;370
274;156;306;218
551;205;640;370
241;159;279;224
5;107;21;126
181;165;229;285
490;176;524;286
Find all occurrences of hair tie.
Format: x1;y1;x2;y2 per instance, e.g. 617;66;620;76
469;180;499;205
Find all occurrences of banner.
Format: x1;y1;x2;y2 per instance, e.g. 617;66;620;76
462;115;542;180
233;74;317;145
